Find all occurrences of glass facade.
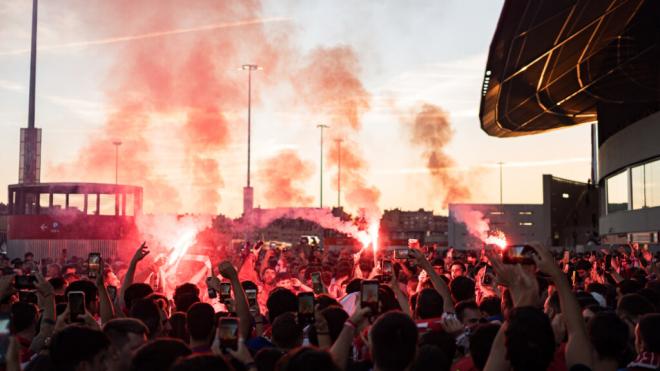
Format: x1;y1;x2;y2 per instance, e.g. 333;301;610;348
607;158;660;213
607;170;628;214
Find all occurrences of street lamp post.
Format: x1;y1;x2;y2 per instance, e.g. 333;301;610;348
335;139;343;208
113;140;122;185
241;64;261;190
498;161;504;210
317;124;329;208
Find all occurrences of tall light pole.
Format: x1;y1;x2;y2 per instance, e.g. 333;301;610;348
241;64;261;216
317;124;329;208
498;161;504;209
335;139;343;208
113;140;122;185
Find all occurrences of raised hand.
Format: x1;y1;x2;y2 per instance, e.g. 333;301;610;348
218;261;238;280
530;244;559;276
34;271;54;299
131;242;149;264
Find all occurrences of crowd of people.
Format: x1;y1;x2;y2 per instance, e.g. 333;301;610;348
0;239;659;371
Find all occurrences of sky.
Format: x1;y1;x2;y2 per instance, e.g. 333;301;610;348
0;0;592;217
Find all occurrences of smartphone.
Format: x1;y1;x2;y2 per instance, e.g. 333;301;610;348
87;253;101;279
481;265;494;285
219;317;239;352
14;275;36;290
502;245;535;265
107;285;117;302
68;291;86;322
605;255;612;271
219;283;232;303
18;291;37;304
311;272;323;294
245;289;258;308
0;313;9;365
297;292;315;325
394;248;410;260
206;278;217;299
381;260;393;282
360;280;379;315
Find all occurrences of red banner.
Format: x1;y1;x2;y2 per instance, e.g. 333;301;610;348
8;214;138;240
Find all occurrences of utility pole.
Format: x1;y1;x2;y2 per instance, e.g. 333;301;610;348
335;139;343;208
113;141;122;184
498;161;504;209
317;124;329;208
240;64;261;216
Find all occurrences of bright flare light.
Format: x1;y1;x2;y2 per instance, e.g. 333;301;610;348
368;223;379;255
485;230;507;249
356;222;380;254
166;228;198;267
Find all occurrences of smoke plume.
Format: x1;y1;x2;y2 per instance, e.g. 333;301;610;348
49;0;284;214
292;46;380;216
258;150;314;207
409;104;471;208
48;2;382;219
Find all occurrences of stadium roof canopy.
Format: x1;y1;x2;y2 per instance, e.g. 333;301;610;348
480;0;660;137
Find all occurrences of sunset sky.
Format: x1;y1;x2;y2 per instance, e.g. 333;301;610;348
0;0;592;217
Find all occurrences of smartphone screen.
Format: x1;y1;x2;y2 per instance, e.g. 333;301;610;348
88;253;101;279
481;265;494;285
220;283;232;302
107;285;117;302
381;260;393;282
311;272;323;294
382;260;393;275
394;249;409;260
15;275;36;290
68;291;86;322
297;292;315;325
360;280;379;315
219;317;239;351
206;278;217;299
245;289;257;307
0;314;9;365
503;245;535;265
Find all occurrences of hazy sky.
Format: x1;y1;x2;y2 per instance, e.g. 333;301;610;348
0;0;592;217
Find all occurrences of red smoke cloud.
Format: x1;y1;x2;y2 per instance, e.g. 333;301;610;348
258;150;314;207
50;2;381;216
409;104;471;207
293;46;380;215
50;0;284;214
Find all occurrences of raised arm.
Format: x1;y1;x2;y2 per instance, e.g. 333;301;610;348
30;271;55;354
389;269;411;316
531;245;593;369
97;258;115;324
218;261;251;340
410;249;454;313
119;242;149;312
330;304;371;370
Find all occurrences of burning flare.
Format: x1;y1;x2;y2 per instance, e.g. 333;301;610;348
485;230;507;249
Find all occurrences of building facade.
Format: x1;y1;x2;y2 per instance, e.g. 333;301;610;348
380;209;448;246
448;175;599;249
480;0;660;246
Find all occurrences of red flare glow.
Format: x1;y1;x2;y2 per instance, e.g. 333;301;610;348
485;230;507;249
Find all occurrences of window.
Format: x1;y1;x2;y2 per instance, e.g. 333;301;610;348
632;165;645;210
562;193;570;199
518;211;533;215
607;170;628;214
489;211;504;215
98;194;117;216
519;222;533;226
630;159;660;209
646;160;660;208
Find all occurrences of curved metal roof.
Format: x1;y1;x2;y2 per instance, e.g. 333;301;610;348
480;0;659;137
